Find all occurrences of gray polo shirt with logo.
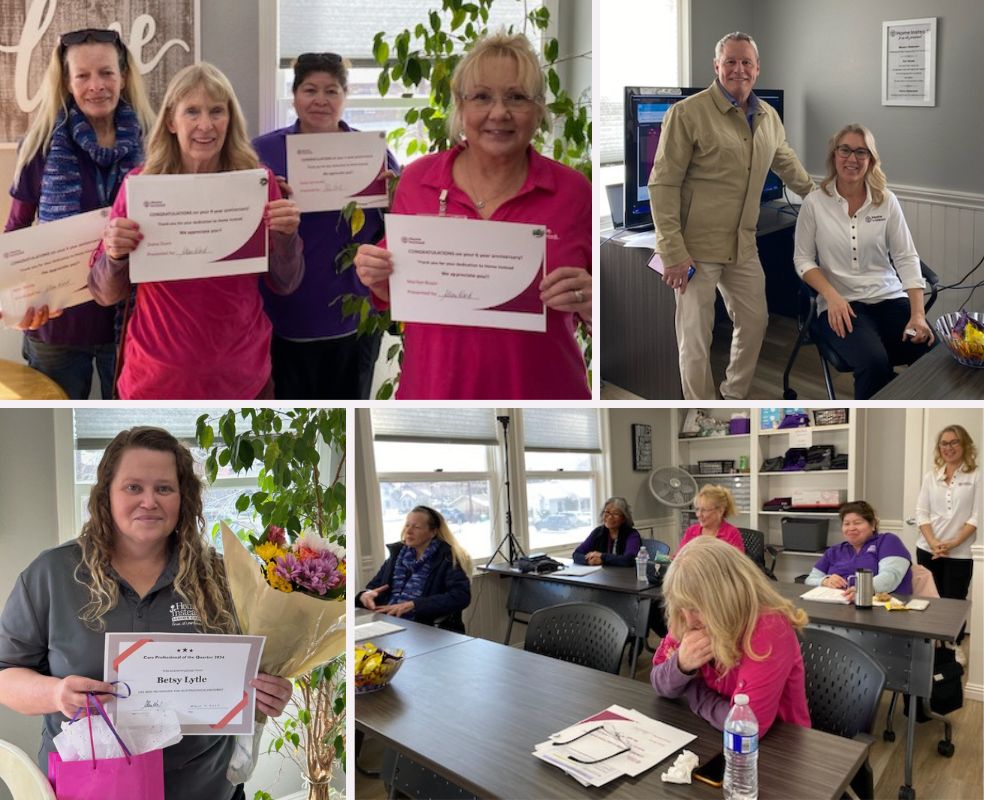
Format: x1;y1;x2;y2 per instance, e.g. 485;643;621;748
0;540;238;799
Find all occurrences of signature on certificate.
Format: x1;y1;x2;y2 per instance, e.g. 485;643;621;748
179;246;212;257
440;290;476;301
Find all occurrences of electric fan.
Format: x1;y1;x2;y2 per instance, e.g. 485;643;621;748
648;466;699;508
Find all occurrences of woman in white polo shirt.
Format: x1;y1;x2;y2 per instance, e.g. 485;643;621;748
792;122;934;399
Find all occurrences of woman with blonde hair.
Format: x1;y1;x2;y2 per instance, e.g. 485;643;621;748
356;505;472;632
354;31;591;399
0;427;292;799
793;122;933;399
651;537;810;734
678;484;744;553
88;62;304;399
4;29;154;398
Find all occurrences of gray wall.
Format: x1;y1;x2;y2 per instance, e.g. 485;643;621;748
690;0;984;192
201;0;261;137
607;409;674;522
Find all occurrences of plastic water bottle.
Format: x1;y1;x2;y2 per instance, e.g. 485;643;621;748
723;693;759;800
635;546;649;581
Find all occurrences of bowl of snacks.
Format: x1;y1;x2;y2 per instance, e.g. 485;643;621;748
934;311;984;368
354;642;405;693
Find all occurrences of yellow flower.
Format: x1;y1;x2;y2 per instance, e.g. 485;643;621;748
255;542;286;563
265;561;293;593
338;561;346;575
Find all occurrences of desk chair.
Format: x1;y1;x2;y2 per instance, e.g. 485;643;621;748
738;528;780;581
382;748;475;800
781;260;939;400
524;602;630;674
800;628;887;800
0;740;56;800
641;538;671;558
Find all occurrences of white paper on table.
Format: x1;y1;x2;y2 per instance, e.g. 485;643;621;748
386;214;547;332
558;565;601;576
126;169;269;283
0;208;107;325
619;230;656;249
800;586;852;604
104;632;265;736
286;131;388;213
354;620;405;640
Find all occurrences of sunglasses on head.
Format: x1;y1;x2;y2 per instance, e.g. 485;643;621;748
296;52;343;67
59;28;123;52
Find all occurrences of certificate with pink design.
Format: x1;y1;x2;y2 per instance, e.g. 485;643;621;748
104;632;265;736
126;169;269;282
387;214;547;332
286;131;388;212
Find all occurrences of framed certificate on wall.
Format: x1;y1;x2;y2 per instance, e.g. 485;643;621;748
632;423;652;471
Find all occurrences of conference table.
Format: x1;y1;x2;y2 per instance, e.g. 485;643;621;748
355;632;869;799
479;562;654;674
872;345;984;399
776;582;970;799
0;358;68;399
354;609;473;658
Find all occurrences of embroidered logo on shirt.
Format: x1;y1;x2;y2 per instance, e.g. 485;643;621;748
170;601;202;627
864;214;885;223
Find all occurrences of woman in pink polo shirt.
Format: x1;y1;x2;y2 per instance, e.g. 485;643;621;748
651;536;811;735
678;484;745;553
353;32;590;399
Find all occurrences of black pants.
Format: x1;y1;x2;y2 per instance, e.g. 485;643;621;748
230;786;245;800
271;330;381;400
917;547;973;642
817;297;933;399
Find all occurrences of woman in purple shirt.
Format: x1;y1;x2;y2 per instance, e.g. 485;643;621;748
4;29;154;398
252;53;399;399
573;497;642;567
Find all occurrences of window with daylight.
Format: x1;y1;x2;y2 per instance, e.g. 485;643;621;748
276;0;545;160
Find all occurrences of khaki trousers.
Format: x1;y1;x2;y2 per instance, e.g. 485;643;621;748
674;254;768;400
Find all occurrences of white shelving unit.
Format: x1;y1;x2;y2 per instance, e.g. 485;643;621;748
669;409;864;581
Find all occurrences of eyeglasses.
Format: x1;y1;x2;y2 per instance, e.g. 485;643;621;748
939;440;962;449
603;510;624;518
461;91;538;111
551;725;631;764
60;28;123;51
835;145;871;161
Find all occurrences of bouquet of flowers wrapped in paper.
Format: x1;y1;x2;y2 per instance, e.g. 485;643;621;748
221;522;345;678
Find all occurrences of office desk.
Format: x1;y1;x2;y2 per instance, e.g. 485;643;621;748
480;563;652;673
354;610;473;659
776;582;970;798
0;358;68;399
871;346;984;399
355;636;868;799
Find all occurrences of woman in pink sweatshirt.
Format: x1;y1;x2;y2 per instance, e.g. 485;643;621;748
651;536;811;735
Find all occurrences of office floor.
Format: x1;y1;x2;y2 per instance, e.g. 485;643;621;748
355;636;982;800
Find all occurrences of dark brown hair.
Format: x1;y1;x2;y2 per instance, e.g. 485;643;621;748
292;52;348;93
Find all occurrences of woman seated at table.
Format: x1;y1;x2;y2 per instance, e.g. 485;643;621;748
651;537;811;735
677;485;744;553
805;500;913;598
572;497;641;567
793;123;933;400
356;506;471;632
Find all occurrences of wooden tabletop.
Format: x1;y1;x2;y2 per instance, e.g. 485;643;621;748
0;358;68;399
872;346;984;399
356;637;868;800
775;582;969;641
354;610;473;659
480;562;650;595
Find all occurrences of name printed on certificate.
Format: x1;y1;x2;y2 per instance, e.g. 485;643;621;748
104;632;265;736
286;130;388;213
0;208;107;326
386;214;547;333
126;169;269;283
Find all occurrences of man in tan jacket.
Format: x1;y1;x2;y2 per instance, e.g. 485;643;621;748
649;31;815;399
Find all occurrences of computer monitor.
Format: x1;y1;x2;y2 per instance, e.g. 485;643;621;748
622;86;786;231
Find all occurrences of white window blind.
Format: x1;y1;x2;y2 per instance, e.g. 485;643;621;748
371;408;498;445
73;408;252;449
522;408;601;452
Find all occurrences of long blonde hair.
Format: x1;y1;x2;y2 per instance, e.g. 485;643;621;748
934;425;978;472
76;427;236;634
404;505;471;573
142;62;258;175
13;38;155;187
662;536;807;673
820;123;887;207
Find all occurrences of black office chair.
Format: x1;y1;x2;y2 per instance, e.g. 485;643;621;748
800;627;887;800
382;747;475;800
782;260;939;400
738;528;781;581
641;537;671;558
524;602;630;674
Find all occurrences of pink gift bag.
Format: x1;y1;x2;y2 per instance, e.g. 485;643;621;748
47;694;164;800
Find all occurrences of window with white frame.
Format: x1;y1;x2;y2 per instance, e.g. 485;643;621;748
522;408;602;551
275;0;546;159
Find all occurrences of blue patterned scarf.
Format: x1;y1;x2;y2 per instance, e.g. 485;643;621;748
390;538;441;614
39;98;143;222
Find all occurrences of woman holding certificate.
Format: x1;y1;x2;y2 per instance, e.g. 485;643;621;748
354;32;591;399
252;53;399;399
0;427;293;798
89;63;304;399
4;29;154;399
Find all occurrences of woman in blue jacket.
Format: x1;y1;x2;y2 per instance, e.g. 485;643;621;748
356;506;471;632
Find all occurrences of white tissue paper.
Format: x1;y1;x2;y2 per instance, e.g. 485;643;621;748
226;719;267;784
53;708;182;761
660;749;700;784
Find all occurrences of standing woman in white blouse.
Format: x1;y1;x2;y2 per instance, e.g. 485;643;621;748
793;123;934;399
915;425;979;643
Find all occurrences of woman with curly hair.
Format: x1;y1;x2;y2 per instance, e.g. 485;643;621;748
0;426;292;799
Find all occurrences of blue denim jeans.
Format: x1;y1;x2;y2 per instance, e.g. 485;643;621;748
22;336;116;399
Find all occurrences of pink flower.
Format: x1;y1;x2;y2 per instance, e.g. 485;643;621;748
265;525;287;547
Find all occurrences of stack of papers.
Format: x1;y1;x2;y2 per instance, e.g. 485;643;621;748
533;705;695;787
354;620;405;641
799;586;852;604
558;565;602;576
